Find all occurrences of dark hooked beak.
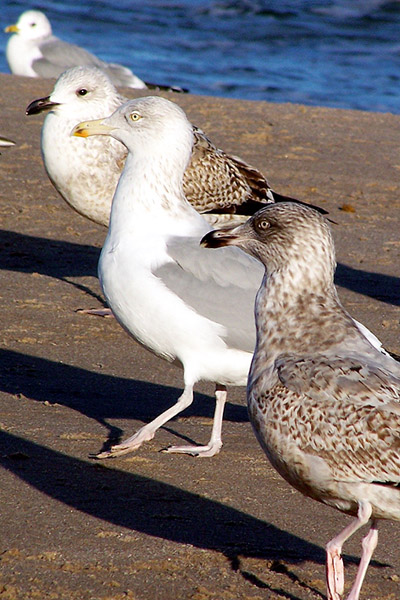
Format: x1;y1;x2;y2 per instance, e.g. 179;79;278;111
26;96;60;116
200;226;242;249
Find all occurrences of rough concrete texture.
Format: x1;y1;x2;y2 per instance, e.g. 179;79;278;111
0;73;399;599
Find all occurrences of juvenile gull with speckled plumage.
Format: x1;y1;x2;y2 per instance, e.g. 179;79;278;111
202;202;400;600
26;65;298;229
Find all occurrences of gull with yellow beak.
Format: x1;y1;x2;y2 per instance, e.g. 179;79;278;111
5;10;185;91
25;65;319;321
72;95;263;458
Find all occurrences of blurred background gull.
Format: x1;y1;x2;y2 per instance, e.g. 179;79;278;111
3;0;400;113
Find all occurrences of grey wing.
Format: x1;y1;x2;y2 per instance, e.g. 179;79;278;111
33;37;105;77
154;238;263;353
35;37;144;88
276;355;400;484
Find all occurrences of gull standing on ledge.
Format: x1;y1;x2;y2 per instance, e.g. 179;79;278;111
5;10;185;92
202;202;400;600
26;65;298;229
72;96;264;458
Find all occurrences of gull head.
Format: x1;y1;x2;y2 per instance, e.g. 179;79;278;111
71;96;194;163
201;202;336;283
5;10;52;40
26;66;122;118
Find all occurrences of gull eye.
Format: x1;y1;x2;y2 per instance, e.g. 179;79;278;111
77;88;88;96
256;218;270;232
30;22;37;27
129;112;141;122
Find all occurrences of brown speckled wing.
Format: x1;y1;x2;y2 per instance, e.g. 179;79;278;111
221;152;272;204
271;355;400;484
277;356;400;405
183;128;271;213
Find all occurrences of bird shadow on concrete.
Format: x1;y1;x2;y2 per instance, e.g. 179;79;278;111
0;229;100;277
0;351;392;596
0;348;248;454
335;263;400;307
0;227;105;307
0;429;382;600
1;228;400;307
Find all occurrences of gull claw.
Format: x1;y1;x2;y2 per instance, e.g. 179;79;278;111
161;442;222;458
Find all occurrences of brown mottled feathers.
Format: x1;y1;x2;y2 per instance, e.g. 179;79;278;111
115;127;323;221
254;363;400;487
183;127;273;213
187;128;327;217
28;64;322;228
273;356;400;482
276;356;400;405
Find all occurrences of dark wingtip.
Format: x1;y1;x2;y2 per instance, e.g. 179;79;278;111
388;350;400;362
144;81;189;94
272;191;329;216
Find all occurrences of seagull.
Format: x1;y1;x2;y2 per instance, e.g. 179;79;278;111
5;10;186;92
71;95;264;458
201;202;400;600
26;65;298;229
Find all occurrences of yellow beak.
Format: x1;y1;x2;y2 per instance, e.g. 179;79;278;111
5;24;19;33
71;119;114;138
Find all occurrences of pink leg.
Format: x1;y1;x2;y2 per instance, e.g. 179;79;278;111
163;384;227;456
326;501;372;600
326;548;344;600
346;520;378;600
96;382;195;458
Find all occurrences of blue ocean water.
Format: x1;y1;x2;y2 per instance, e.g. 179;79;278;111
2;0;400;113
